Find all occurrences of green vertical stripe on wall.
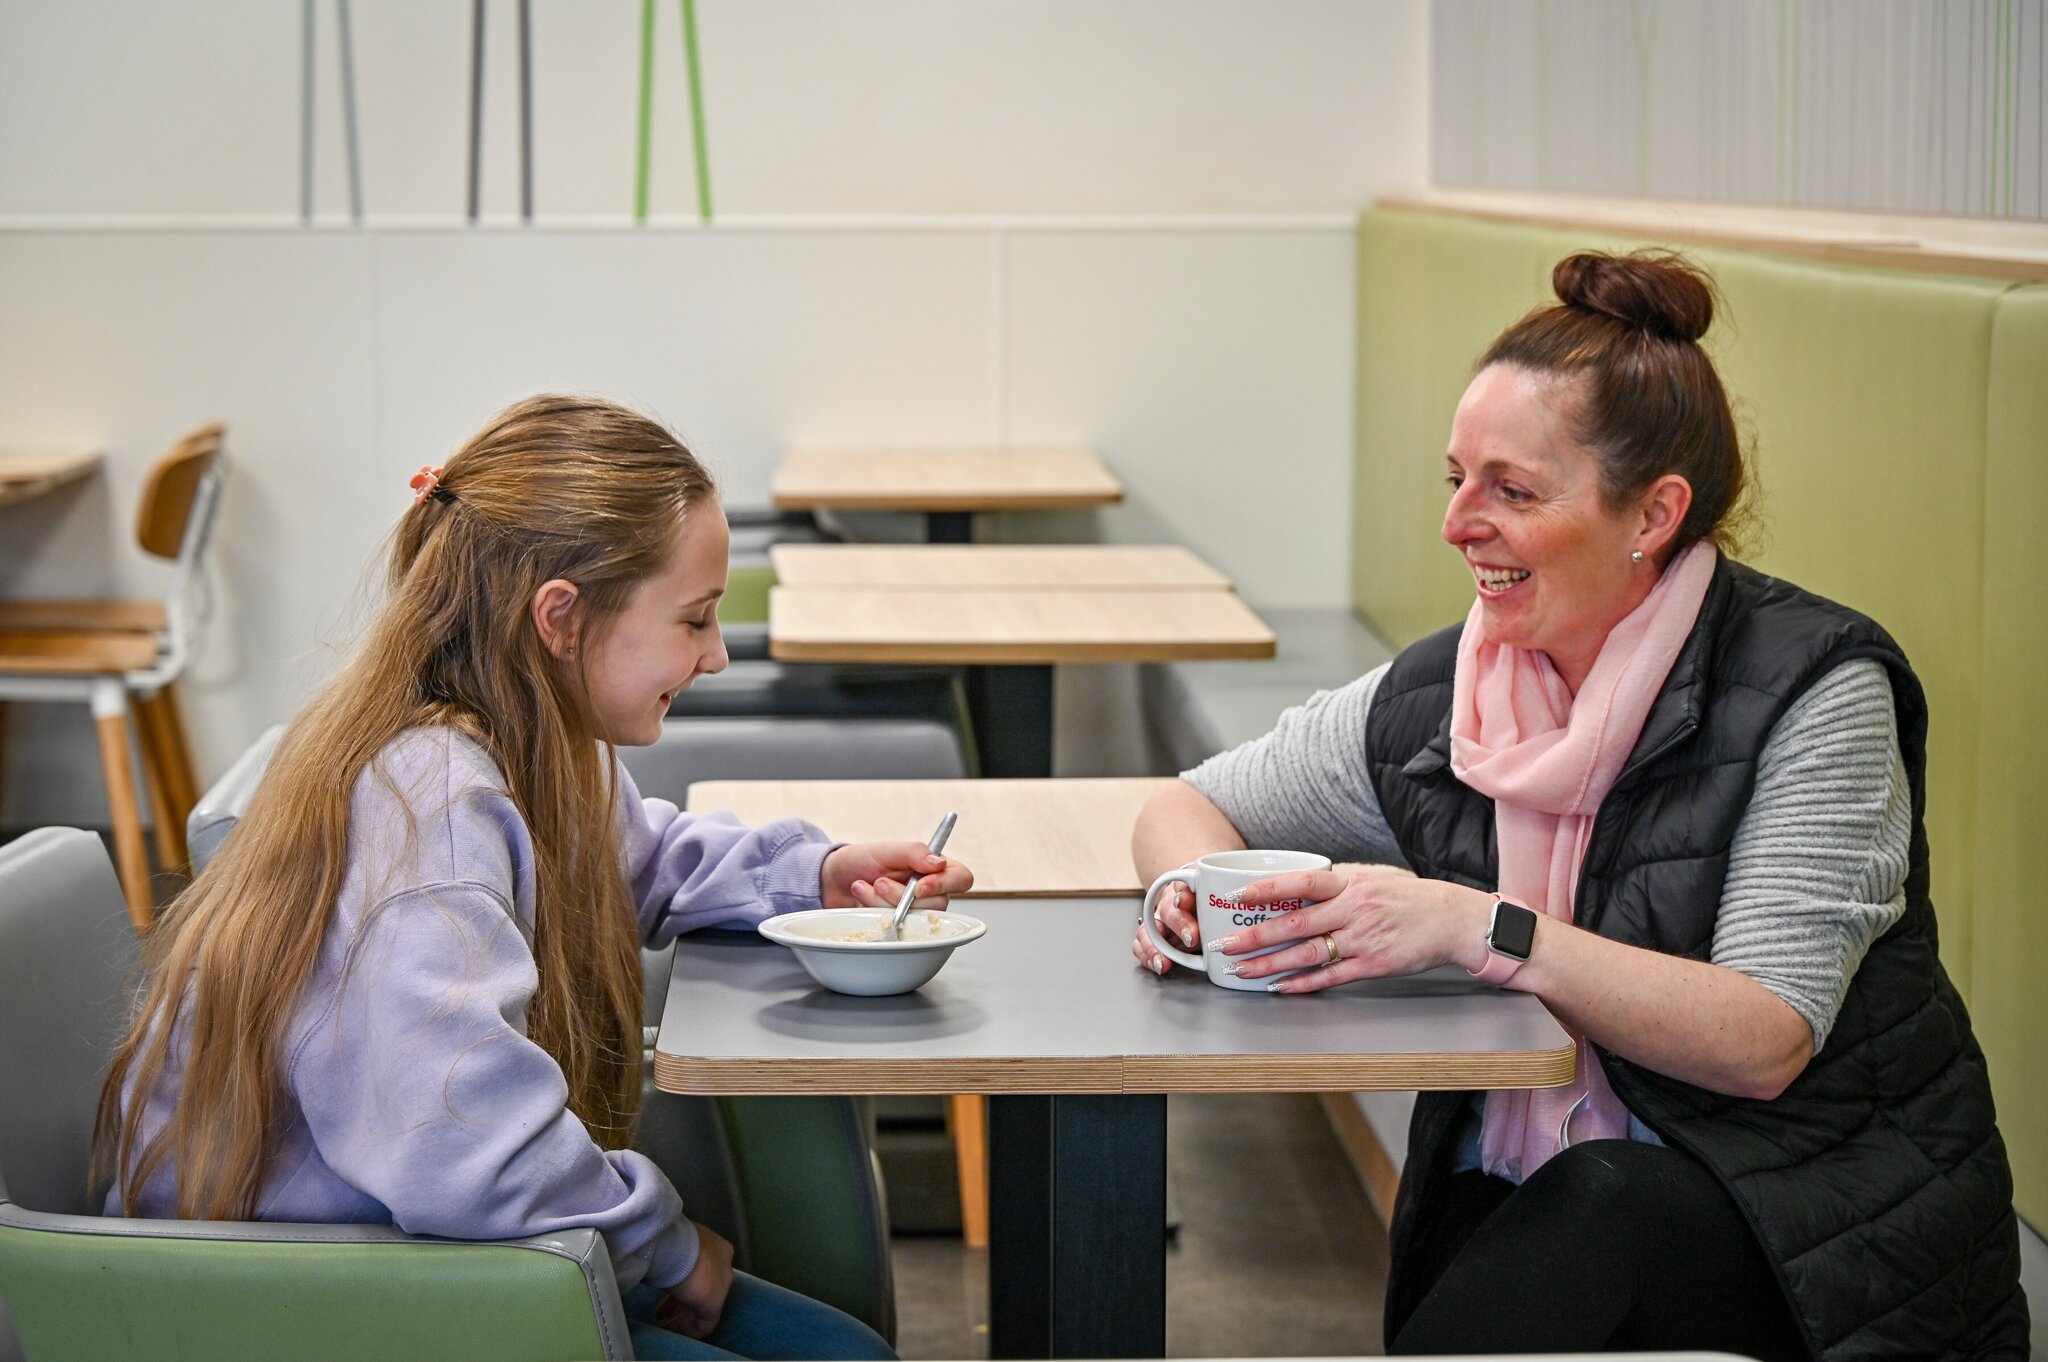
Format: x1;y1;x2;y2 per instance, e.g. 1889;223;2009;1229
634;0;655;222
682;0;714;222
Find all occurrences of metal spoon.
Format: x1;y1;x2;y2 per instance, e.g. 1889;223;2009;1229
888;811;957;939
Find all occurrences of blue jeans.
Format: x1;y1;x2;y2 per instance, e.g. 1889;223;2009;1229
623;1273;896;1361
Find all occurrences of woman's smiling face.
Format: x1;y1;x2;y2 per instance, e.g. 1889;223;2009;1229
1440;364;1670;691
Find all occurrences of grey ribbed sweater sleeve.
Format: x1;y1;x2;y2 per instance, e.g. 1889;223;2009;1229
1710;658;1909;1050
1181;663;1408;869
1181;657;1908;1052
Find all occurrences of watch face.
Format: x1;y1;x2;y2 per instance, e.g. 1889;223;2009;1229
1490;902;1537;960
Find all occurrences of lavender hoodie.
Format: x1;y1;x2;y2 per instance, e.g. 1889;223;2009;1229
111;727;835;1291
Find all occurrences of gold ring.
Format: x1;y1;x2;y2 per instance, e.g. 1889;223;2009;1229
1320;932;1342;966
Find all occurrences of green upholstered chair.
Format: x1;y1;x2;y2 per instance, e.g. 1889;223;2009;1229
0;827;633;1362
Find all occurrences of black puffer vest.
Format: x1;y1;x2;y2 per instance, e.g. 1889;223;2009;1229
1368;560;2028;1360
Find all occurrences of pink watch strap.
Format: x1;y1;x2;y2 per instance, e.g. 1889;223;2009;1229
1470;943;1526;986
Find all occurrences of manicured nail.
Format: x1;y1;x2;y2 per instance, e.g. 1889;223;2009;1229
1265;980;1292;993
1222;961;1245;977
1180;929;1197;949
1205;935;1240;955
1153;957;1169;975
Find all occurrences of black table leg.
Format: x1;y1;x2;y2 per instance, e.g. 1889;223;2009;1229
928;510;975;543
988;1093;1168;1359
965;664;1054;778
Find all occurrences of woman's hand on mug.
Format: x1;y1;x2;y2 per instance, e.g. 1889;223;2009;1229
1132;878;1199;975
1207;869;1492;992
821;843;974;910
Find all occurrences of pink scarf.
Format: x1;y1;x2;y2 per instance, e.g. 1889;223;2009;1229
1449;539;1717;1182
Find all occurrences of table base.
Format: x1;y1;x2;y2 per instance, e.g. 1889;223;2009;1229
965;664;1055;778
988;1093;1167;1359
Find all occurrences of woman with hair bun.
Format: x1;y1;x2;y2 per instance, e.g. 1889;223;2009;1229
1132;252;2028;1359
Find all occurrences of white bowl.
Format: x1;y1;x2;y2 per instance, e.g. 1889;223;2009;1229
758;908;987;996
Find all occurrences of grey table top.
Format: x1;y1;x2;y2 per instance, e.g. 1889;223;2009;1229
653;897;1575;1096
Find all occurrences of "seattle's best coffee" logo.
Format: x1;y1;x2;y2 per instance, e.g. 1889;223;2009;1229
1209;890;1305;927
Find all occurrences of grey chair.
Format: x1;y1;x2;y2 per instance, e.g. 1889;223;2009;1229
667;660;970;730
0;827;631;1362
621;713;968;794
725;506;842;557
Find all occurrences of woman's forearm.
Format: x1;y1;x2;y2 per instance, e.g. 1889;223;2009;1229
1511;912;1814;1102
1131;779;1247;883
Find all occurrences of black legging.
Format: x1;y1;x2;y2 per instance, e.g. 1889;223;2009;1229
1389;1139;1809;1359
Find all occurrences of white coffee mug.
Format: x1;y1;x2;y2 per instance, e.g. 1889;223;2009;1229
1139;849;1331;991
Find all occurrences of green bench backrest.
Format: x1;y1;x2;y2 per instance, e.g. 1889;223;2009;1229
1972;284;2048;1224
1352;206;2045;1227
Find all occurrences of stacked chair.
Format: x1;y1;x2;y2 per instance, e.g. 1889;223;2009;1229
0;423;227;927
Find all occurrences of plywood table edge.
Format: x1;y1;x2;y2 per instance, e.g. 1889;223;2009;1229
1118;1044;1578;1092
687;775;1178;796
771;490;1125;511
768;544;1232;591
652;1053;1126;1095
767;638;1277;664
653;1044;1576;1095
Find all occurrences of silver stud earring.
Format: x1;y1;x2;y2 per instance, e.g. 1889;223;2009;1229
1630;550;1645;564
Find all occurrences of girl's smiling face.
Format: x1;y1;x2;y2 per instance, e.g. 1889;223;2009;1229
577;509;731;746
1440;364;1683;693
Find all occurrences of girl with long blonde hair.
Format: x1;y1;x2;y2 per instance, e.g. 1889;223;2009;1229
97;395;966;1360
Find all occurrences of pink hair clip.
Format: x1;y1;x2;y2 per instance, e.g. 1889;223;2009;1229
409;465;444;505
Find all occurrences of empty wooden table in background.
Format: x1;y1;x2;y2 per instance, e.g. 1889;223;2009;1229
685;777;1175;898
0;449;101;509
772;447;1123;542
768;586;1275;778
767;543;1233;592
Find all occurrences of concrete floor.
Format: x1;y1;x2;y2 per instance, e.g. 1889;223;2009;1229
888;1094;1389;1360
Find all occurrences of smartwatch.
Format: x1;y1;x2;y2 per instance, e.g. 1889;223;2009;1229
1470;896;1538;986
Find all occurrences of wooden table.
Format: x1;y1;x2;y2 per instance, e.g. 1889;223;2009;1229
0;449;101;509
767;543;1232;592
769;586;1275;778
655;896;1574;1358
686;777;1176;897
771;448;1123;542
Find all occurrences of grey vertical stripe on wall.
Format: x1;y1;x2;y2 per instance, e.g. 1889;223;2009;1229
1433;0;2047;220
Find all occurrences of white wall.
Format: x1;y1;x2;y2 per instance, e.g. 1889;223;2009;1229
0;0;1422;222
0;1;1427;825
